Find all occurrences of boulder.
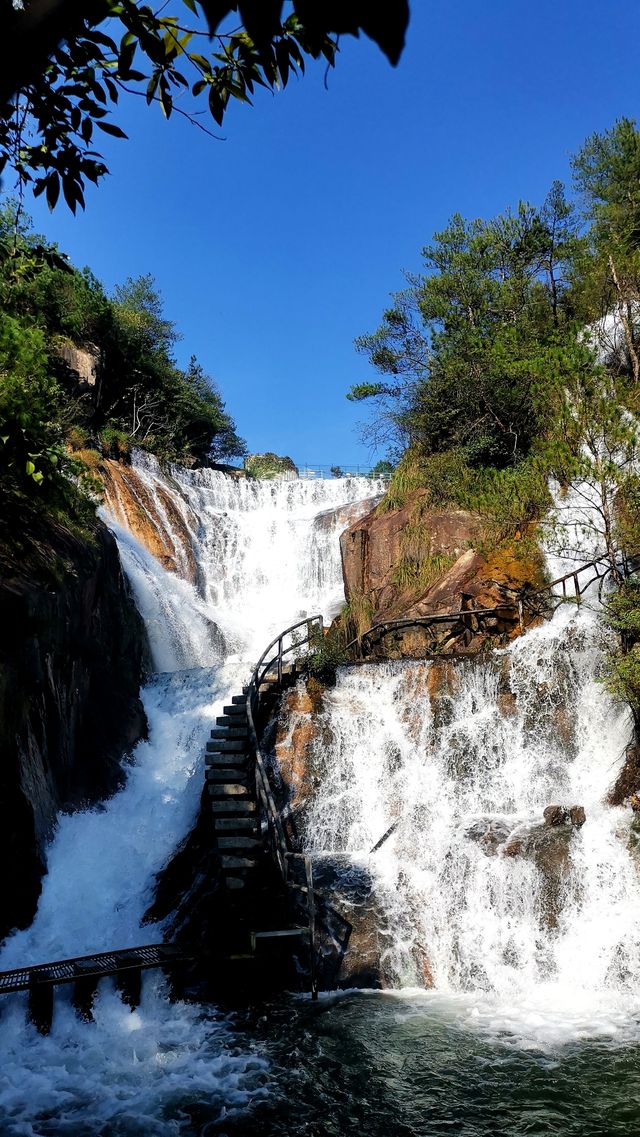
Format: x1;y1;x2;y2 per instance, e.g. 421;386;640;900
55;340;100;388
244;453;298;480
339;496;547;658
502;805;586;929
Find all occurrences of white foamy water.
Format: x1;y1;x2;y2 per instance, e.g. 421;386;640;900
298;595;640;1047
0;456;380;1134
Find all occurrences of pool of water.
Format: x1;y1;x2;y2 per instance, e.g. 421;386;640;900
233;990;640;1137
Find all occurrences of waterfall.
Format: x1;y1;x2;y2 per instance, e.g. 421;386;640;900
0;455;381;1134
298;599;640;1045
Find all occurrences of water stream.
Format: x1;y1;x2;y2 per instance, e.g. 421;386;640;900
1;456;639;1136
0;458;381;1135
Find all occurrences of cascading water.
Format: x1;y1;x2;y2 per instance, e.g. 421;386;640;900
3;447;640;1136
0;454;382;1135
296;558;640;1049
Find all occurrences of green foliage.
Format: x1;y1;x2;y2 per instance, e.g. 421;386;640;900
572;117;640;253
603;580;640;714
244;452;296;479
0;203;246;467
392;550;455;592
379;447;550;544
0;309;98;550
0;2;409;213
304;624;350;685
352;188;585;464
369;459;394;478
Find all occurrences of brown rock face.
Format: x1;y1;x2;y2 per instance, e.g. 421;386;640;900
100;460;198;581
274;685;322;814
55;341;100;388
608;745;640;807
339;498;546;657
340;499;483;604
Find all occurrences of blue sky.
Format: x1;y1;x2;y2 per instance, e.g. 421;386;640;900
18;0;640;467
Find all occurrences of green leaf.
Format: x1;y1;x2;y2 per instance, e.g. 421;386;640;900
96;121;128;139
45;172;60;211
25;460;35;475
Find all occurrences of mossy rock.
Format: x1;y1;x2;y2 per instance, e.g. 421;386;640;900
244;452;298;480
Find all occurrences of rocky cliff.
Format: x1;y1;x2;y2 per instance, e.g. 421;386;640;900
0;521;149;943
339;493;547;655
100;458;198;581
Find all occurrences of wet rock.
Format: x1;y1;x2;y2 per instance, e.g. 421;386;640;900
502;806;585;930
608;744;640;807
569;805;586;828
543;804;586;828
465;818;512;855
339;496;547;658
311;857;392;989
0;521;149;942
100;459;199;582
273;680;328;818
543;804;566;826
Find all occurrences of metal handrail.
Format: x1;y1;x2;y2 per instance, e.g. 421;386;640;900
350;552;639;657
245;614;323;998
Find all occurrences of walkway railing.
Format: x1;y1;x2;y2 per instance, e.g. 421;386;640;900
351;552;637;658
246;614;324;999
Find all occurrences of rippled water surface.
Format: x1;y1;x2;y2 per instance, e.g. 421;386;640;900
241;992;640;1137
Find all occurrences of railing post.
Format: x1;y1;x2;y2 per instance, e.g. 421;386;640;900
277;637;283;686
574;574;581;605
304;856;318;1001
28;971;54;1034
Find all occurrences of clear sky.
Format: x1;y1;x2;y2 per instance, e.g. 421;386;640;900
17;0;640;467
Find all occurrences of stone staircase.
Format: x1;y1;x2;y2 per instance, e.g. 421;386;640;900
206;665;296;891
206;690;259;890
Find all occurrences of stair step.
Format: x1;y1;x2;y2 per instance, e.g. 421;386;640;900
225;876;247;890
252;928;308;942
208;783;251;797
231;694;247;705
206;739;247;753
206;768;251;783
211;800;256;813
222;705;248;717
210;727;248;740
206;759;248;777
216;714;247;727
221;855;257;870
214;817;258;832
217;836;261;850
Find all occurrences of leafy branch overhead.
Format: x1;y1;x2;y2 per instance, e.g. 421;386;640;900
0;0;410;213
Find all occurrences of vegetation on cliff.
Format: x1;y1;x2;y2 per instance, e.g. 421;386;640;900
350;117;640;689
0;200;245;569
351;119;640;546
